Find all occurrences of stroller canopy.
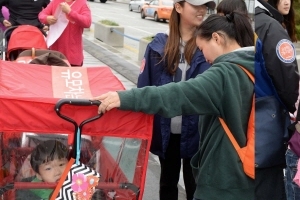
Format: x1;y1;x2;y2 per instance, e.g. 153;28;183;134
6;25;47;60
0;61;153;200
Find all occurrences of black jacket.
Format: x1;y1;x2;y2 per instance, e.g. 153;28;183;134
255;0;299;113
0;0;50;28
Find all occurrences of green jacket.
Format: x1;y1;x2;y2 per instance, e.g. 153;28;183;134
118;48;255;200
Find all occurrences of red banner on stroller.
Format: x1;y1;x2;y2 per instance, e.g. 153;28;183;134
0;60;153;200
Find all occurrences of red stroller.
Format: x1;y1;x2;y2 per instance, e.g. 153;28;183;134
0;61;153;200
2;25;47;61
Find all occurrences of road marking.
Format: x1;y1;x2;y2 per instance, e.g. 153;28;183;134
127;26;153;34
124;44;138;53
118;14;135;18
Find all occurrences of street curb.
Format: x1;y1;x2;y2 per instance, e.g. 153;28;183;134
83;38;139;85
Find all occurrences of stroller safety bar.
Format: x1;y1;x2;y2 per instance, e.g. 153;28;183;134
0;182;140;194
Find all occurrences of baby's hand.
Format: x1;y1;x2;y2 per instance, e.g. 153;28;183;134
42;25;49;32
46;16;57;25
3;20;11;27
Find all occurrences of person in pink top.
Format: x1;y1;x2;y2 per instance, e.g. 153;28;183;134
38;0;91;66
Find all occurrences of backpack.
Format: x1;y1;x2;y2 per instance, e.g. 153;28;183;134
255;34;292;168
219;66;255;179
255;4;299;114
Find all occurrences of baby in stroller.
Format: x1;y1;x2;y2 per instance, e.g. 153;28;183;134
16;140;68;200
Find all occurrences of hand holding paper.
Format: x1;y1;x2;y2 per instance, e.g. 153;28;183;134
47;16;57;25
46;6;69;48
60;2;71;14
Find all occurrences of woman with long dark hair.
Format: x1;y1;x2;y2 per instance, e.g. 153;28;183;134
137;0;214;199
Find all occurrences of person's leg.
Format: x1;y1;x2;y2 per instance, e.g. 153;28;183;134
285;148;300;200
182;158;196;200
159;133;181;200
255;166;286;200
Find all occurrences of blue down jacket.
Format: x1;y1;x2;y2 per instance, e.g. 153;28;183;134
137;33;210;158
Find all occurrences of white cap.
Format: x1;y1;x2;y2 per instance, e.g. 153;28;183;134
174;0;216;9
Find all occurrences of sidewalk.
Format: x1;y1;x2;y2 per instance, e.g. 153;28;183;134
83;50;137;90
83;27;140;85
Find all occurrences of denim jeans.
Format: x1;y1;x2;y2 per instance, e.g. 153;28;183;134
285;148;300;200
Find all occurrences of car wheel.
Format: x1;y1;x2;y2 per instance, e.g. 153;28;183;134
138;6;141;13
129;5;133;11
154;12;159;22
141;10;146;19
99;0;106;3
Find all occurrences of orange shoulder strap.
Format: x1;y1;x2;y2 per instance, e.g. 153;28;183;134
219;65;255;179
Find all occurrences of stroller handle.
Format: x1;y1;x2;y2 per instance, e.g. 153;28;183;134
55;99;102;161
55;99;100;110
55;98;101;127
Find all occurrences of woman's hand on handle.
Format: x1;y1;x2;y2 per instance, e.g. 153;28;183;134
91;91;121;114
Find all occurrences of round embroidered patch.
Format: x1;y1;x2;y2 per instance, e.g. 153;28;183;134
276;39;296;63
140;58;146;74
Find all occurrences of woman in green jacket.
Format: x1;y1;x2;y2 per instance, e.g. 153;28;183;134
92;12;255;200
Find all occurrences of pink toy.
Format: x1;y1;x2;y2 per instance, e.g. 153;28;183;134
0;6;9;31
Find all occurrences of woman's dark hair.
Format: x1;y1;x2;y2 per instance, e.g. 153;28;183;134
217;0;248;16
268;0;297;42
162;2;197;75
30;140;69;173
195;12;254;47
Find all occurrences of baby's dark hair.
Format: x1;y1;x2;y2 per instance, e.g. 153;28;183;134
195;12;254;47
30;140;69;173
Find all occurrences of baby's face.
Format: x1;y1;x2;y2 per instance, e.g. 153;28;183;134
36;158;68;183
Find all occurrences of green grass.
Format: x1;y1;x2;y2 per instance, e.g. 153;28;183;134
295;1;300;40
99;19;119;26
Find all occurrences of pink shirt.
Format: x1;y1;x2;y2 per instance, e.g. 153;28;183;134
39;0;91;65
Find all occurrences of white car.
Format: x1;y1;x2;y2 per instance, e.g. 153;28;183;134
129;0;150;12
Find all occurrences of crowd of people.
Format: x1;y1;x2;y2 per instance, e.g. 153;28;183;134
1;0;299;199
91;0;300;199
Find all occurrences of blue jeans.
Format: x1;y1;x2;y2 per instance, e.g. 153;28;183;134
285;148;300;200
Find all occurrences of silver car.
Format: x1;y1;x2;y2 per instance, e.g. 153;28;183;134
129;0;150;12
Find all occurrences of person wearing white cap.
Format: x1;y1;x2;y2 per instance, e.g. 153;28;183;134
173;0;216;10
136;0;215;199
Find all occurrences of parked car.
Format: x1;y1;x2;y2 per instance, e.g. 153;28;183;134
129;0;150;12
141;0;173;22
